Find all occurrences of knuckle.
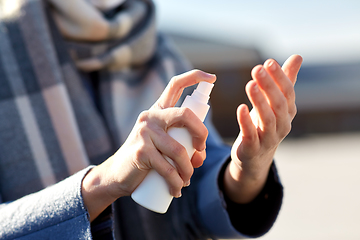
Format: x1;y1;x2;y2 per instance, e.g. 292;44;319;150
201;125;209;139
181;107;194;119
164;167;182;190
170;75;178;83
291;105;297;118
282;124;292;138
136;123;149;139
243;131;257;143
164;165;176;177
279;119;292;137
273;98;287;113
182;165;194;181
263;114;276;128
174;107;193;123
173;179;184;190
136;111;156;138
286;122;292;134
284;87;294;100
169;76;180;89
190;69;203;77
137;110;150;123
195;127;208;149
171;143;187;158
152;101;164;110
134;141;149;160
284;121;292;135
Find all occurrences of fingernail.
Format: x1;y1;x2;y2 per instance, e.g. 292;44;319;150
267;60;276;71
184;180;191;187
253;82;259;92
203;71;216;78
176;191;182;198
258;67;265;77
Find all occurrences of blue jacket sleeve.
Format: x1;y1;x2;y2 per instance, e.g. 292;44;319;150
0;167;94;240
196;118;283;239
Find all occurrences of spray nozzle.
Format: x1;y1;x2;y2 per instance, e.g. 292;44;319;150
191;82;214;104
197;81;214;96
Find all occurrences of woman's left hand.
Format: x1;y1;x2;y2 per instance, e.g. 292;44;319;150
224;54;303;203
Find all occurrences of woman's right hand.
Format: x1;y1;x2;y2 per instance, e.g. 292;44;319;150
81;70;216;221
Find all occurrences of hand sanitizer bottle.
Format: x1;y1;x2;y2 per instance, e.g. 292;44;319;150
131;81;214;213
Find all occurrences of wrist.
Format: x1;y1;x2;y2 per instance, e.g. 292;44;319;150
81;165;117;222
223;160;269;204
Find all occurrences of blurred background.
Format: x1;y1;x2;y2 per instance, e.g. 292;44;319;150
154;0;360;239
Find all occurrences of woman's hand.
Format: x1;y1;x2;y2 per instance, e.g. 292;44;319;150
224;55;303;204
81;70;216;221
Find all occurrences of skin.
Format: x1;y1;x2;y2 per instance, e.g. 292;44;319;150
226;54;303;203
81;54;303;221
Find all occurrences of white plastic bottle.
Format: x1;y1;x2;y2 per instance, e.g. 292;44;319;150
131;81;214;213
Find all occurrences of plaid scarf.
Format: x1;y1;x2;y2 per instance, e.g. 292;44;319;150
0;0;191;203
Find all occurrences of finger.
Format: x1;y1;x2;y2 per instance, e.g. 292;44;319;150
148;148;184;198
142;108;208;152
128;135;185;198
263;59;297;118
191;149;206;169
251;66;288;126
152;70;216;110
236;104;259;147
167;108;208;152
150;127;194;188
245;80;276;136
281;54;303;85
138;108;207;186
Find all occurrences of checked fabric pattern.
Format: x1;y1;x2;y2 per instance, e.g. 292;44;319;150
0;0;191;203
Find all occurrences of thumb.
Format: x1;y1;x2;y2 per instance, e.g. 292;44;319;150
282;54;303;85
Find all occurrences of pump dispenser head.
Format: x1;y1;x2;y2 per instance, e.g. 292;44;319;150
197;81;214;97
181;81;214;122
191;82;214;104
